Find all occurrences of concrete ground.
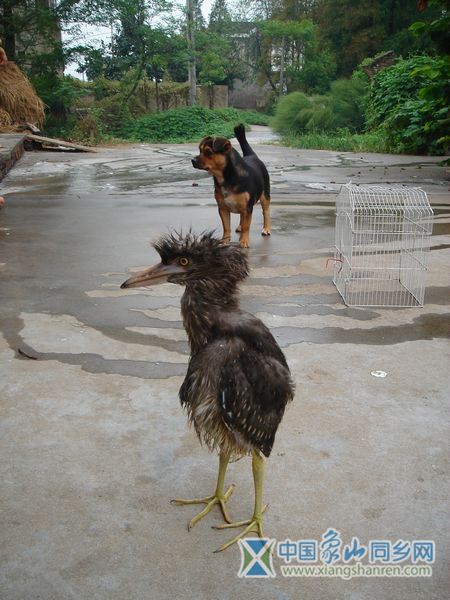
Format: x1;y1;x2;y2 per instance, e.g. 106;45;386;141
0;127;449;599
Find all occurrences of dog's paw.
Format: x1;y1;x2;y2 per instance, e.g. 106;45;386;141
235;225;242;233
261;229;271;236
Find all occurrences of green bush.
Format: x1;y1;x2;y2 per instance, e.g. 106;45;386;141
42;113;78;139
368;56;432;128
368;55;449;154
70;111;103;145
33;74;81;117
118;106;252;143
272;76;368;135
329;76;368;132
271;92;313;134
298;95;334;131
232;110;271;126
94;76;121;100
94;94;133;135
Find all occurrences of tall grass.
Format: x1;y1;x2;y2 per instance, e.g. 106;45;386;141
281;130;390;153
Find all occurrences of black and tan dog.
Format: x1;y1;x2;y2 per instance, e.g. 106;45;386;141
192;124;271;248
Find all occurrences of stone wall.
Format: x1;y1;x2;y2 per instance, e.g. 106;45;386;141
229;79;271;110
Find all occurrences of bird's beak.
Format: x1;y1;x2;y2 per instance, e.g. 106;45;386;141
120;262;184;289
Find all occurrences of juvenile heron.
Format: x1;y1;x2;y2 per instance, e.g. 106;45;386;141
121;232;294;551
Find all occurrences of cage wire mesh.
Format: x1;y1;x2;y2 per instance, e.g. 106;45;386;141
333;183;433;307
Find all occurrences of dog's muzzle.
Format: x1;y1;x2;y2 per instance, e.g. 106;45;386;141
191;156;203;169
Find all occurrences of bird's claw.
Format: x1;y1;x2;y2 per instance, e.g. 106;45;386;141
171;483;235;530
213;507;268;553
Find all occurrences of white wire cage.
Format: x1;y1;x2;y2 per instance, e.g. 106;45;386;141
333;183;434;307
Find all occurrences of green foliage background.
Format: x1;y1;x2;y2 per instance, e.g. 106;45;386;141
2;0;448;154
368;55;449;154
118;107;269;143
272;76;368;136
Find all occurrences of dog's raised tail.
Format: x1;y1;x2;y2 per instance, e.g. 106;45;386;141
234;123;255;157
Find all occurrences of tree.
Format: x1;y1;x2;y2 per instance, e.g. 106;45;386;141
186;0;197;104
276;0;316;20
247;0;283;20
75;45;107;80
193;0;206;29
208;0;232;34
257;19;316;93
196;29;243;85
293;47;336;94
313;0;441;77
0;0;62;70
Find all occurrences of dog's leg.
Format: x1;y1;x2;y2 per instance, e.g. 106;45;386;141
260;194;271;236
238;211;253;248
215;182;231;244
218;207;232;244
236;215;243;233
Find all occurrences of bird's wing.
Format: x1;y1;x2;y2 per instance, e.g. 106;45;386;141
214;311;290;370
216;335;294;457
179;314;294;457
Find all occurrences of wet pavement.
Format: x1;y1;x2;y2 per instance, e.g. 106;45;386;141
0;127;449;599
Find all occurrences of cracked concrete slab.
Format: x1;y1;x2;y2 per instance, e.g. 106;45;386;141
0;128;449;599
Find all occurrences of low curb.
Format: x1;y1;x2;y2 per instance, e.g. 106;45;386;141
0;134;25;182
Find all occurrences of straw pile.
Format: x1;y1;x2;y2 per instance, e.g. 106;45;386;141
0;107;13;126
0;62;45;130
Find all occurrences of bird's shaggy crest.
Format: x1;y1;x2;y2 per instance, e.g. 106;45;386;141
153;230;249;282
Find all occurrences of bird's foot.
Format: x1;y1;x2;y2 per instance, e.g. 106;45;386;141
212;504;268;552
171;484;235;530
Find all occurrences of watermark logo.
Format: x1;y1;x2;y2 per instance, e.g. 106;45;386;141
237;538;276;578
237;530;435;579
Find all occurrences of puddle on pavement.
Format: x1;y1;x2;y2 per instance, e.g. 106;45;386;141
274;312;450;347
284;165;312;172
272;209;335;231
3;154;209;196
92;165;208;193
2;173;76;196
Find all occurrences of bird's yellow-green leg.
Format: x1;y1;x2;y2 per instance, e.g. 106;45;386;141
171;452;234;530
213;451;267;553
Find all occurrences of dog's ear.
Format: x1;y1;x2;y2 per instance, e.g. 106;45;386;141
199;136;214;150
212;138;232;154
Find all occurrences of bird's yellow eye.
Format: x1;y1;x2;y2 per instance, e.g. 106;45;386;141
179;257;189;267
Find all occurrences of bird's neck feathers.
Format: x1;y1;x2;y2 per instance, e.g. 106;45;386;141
181;279;240;353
